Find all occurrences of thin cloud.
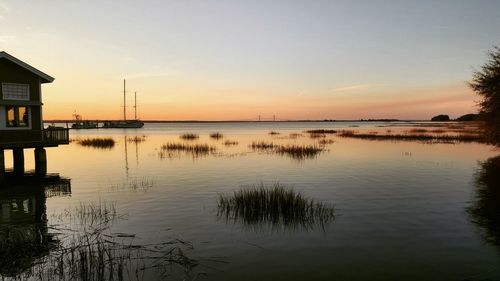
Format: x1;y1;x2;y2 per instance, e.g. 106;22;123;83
330;84;384;93
123;71;176;80
0;35;15;43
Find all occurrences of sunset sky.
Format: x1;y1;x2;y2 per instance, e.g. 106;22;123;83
1;0;499;120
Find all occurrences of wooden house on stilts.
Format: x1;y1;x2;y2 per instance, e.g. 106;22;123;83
0;51;69;181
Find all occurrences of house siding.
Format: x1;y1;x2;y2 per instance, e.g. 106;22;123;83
0;58;42;141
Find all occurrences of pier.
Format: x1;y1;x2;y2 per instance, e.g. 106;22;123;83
0;128;69;181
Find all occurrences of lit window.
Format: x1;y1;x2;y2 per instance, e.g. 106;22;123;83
6;106;29;127
2;83;30;100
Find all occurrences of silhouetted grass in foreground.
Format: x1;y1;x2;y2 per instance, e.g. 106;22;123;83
76;138;115;149
217;183;335;232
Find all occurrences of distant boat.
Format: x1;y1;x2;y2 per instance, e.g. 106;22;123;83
71;112;98;129
102;80;144;129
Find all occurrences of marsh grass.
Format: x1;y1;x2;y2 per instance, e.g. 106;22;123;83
209;132;224;139
249;142;324;160
249;141;277;150
76;138;115;149
268;131;280;135
126;135;147;143
217;183;334;232
160;143;216;158
309;133;326;139
179;133;199;140
274;145;324;160
52;201;120;227
25;199;202;281
318;139;335;145
111;177;154;192
223;140;239;146
305;129;337;134
15;227;199;281
289;133;303;139
338;130;485;143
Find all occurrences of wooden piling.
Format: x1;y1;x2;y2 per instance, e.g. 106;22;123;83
35;147;47;177
0;149;5;182
13;148;25;176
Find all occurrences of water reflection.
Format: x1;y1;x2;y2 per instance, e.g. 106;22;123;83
469;155;500;246
0;178;71;277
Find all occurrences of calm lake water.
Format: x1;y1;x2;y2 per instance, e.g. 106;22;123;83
1;121;500;280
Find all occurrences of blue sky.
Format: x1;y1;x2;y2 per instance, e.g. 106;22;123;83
1;0;499;120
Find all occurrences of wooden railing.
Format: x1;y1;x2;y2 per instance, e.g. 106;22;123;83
43;128;69;144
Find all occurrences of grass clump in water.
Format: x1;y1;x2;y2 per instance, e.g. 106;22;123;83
249;141;277;150
76;138;115;149
338;130;485;143
305;129;337;134
223;140;239;146
127;135;147;143
319;139;335;145
275;145;324;160
209;132;224;139
160;143;216;158
268;131;280;135
179;133;199;140
249;142;324;160
217;183;334;231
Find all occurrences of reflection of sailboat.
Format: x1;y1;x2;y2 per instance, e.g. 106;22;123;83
0;178;71;277
102;80;144;129
468;155;500;247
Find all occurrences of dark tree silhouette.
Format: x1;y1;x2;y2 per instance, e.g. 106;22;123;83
469;46;500;145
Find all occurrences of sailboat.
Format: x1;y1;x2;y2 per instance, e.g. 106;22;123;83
102;80;144;129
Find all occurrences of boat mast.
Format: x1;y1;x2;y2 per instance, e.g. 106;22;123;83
134;91;137;120
123;79;127;121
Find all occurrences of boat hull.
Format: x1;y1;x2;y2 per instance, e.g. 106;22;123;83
102;120;144;128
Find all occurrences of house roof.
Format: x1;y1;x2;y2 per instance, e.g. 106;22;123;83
0;51;54;83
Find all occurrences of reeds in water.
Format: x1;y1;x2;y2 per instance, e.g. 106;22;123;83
249;141;277;150
76;138;115;149
274;144;324;160
249;142;324;160
268;131;280;135
318;139;335;145
127;135;147;143
160;143;216;158
223;140;239;146
179;133;199;140
209;132;224;139
217;183;334;232
305;129;337;134
16;228;199;281
338;130;485;143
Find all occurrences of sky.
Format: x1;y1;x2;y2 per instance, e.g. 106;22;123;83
1;0;499;121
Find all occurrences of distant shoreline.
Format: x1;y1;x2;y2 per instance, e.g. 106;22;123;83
44;119;431;123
